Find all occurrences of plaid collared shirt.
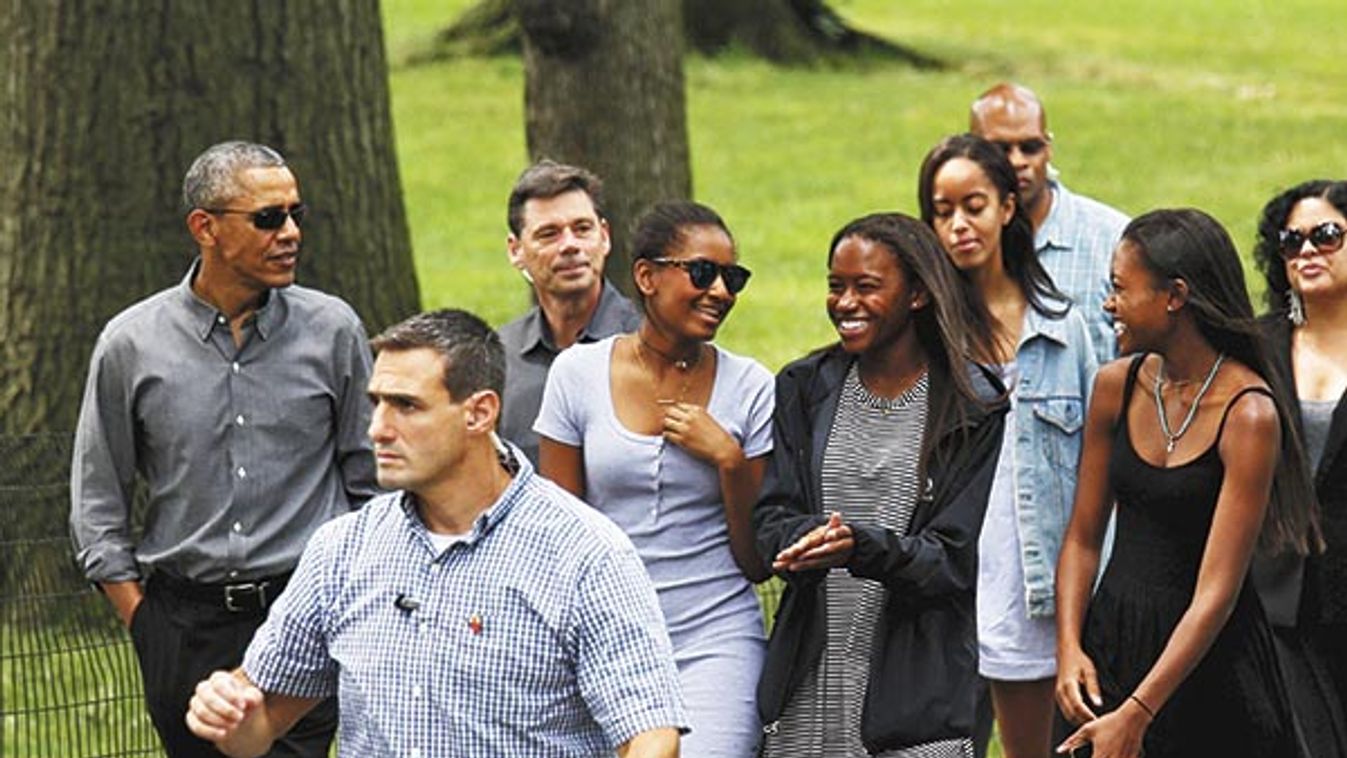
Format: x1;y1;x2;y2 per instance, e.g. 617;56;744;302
244;453;688;757
1036;180;1130;367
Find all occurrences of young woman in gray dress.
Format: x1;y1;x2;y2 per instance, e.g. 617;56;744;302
755;213;1007;757
535;201;772;757
1252;180;1347;758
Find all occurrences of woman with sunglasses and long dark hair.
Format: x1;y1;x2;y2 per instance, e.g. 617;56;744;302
1055;208;1315;758
917;133;1097;758
755;212;1007;756
535;201;771;757
1251;180;1347;758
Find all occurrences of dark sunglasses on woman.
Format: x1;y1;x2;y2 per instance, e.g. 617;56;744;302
651;257;752;294
1279;221;1345;260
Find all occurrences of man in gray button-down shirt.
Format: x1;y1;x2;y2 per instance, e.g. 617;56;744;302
69;140;377;757
497;161;641;465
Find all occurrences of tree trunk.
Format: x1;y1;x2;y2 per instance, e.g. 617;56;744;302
422;0;940;68
520;0;692;294
0;0;420;436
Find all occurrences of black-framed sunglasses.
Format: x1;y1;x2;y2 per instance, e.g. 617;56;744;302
651;257;752;294
204;203;308;231
991;138;1049;157
1279;221;1345;260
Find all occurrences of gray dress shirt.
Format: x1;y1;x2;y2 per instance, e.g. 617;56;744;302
497;281;641;466
70;262;378;584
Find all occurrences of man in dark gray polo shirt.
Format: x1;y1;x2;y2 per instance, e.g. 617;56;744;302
70;140;377;757
497;160;641;465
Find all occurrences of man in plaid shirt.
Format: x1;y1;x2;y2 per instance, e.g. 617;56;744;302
186;309;687;757
972;82;1130;366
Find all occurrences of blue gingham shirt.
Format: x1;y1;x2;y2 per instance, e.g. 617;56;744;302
1036;179;1130;367
243;452;688;757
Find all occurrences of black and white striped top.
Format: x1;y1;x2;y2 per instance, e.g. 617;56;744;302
762;366;972;758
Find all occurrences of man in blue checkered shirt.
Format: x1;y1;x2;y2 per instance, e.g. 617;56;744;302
186;309;687;757
972;82;1130;367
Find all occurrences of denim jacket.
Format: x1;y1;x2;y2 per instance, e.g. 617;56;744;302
1010;304;1097;617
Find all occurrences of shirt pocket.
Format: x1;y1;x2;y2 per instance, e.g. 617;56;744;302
439;585;571;720
1022;397;1085;574
1030;396;1084;469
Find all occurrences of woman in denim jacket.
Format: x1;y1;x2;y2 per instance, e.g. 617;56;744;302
919;134;1097;758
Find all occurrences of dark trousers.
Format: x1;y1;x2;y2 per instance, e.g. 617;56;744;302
130;578;337;757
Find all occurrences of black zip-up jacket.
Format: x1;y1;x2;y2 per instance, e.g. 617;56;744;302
753;345;1007;753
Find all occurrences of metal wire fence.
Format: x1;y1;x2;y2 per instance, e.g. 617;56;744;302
1;433;160;757
0;430;785;757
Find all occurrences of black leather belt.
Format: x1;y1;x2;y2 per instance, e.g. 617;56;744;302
150;571;292;614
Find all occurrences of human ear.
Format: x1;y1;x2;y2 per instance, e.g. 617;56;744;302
463;391;501;434
911;283;932;310
597;218;612;254
633;259;658;298
1166;277;1191;312
186;209;218;247
506;235;536;284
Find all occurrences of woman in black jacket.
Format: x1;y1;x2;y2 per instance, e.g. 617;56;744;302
1252;179;1347;758
754;212;1007;756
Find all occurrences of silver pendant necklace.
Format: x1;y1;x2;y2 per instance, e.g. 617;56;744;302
1153;353;1225;453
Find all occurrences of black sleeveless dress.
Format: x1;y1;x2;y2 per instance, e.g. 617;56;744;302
1079;355;1299;757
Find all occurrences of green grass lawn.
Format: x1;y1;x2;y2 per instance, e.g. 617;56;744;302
378;9;1344;752
383;0;1347;371
21;8;1337;755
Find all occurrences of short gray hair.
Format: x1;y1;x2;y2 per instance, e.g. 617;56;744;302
182;141;287;211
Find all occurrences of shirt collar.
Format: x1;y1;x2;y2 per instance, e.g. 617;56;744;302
514;306;550;355
1036;179;1077;253
178;257;282;342
1020;303;1072;348
516;279;631;355
399;442;534;553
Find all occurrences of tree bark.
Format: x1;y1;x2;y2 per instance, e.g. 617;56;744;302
423;0;940;68
520;0;692;294
0;0;420;436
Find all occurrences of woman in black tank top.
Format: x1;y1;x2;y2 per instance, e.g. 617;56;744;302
1053;209;1319;758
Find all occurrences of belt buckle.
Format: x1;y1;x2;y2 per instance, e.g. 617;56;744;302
224;581;267;613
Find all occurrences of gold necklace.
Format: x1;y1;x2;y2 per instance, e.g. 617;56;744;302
633;336;698;404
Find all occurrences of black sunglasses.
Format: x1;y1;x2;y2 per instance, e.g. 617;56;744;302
651;257;752;294
204;203;308;231
991;138;1049;157
1279;221;1345;260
